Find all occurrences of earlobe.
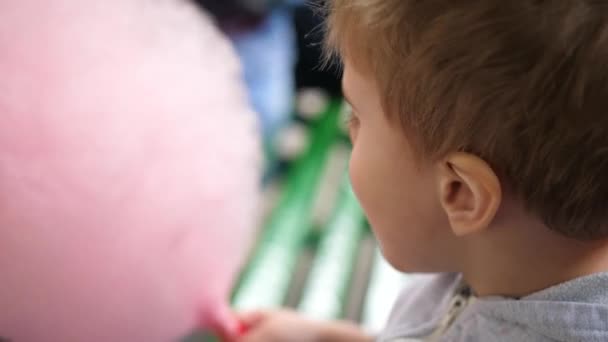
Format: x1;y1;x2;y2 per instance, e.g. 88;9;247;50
437;153;502;236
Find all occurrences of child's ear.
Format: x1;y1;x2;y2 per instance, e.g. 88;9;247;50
436;152;501;236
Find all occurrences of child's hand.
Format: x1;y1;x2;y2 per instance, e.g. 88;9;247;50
234;310;373;342
234;310;325;342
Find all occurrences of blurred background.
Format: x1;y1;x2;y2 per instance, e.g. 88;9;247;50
189;1;409;339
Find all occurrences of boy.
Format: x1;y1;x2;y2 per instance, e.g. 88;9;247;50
235;0;608;341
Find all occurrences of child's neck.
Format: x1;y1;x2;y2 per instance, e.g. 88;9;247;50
461;204;608;298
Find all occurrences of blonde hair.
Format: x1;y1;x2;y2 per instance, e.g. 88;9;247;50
326;0;608;239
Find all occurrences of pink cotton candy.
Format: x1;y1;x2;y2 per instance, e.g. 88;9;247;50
0;1;260;341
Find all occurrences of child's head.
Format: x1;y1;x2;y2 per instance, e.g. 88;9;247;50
327;1;608;272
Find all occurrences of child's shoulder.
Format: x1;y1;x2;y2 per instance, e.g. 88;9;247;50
378;273;461;340
379;273;608;342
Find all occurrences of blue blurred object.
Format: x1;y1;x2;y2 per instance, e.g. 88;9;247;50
230;5;298;144
195;0;301;143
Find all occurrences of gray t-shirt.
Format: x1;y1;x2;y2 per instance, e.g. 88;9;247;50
379;273;608;342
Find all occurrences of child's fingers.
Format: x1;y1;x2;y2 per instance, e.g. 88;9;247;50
235;310;269;329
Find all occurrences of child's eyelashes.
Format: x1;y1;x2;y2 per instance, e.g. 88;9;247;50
342;106;360;142
342;106;360;128
347;112;360;129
